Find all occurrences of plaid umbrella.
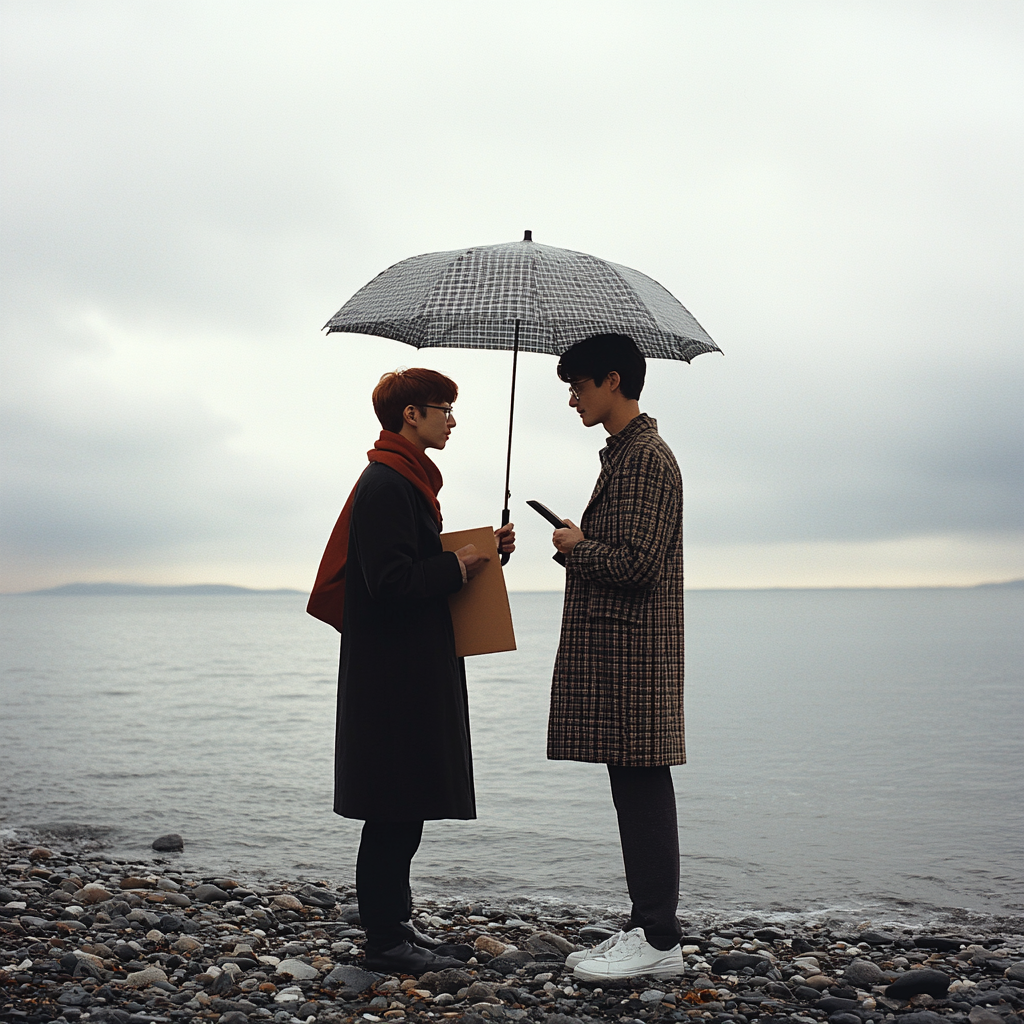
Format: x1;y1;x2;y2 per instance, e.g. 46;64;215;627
323;231;721;561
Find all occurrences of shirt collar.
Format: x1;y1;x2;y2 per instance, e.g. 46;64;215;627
599;412;657;464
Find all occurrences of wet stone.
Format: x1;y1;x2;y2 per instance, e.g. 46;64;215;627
713;952;772;974
900;1012;948;1024
192;884;230;903
915;936;969;953
968;1008;1006;1024
842;958;886;987
271;893;303;912
886;969;951;1000
419;967;475;993
207;970;236;994
296;884;335;908
794;985;824;1001
57;986;92;1006
124;965;169;987
475;934;510;957
489;952;533;975
275;957;318;980
816;996;861;1013
324;963;380;993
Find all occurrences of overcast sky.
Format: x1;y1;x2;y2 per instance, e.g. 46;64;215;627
2;0;1022;593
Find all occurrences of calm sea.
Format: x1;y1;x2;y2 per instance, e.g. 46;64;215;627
1;588;1021;930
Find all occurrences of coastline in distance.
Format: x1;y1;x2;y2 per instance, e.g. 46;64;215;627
11;582;306;597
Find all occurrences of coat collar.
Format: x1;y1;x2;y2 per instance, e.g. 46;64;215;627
588;413;658;508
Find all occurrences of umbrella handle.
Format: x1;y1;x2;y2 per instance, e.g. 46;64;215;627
500;507;511;566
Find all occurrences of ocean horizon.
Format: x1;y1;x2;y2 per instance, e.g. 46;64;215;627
7;579;1023;597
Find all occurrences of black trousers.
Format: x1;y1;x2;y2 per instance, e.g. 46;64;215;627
356;820;424;953
608;764;682;951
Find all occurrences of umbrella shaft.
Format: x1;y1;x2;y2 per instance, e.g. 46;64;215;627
500;318;521;567
503;318;521;511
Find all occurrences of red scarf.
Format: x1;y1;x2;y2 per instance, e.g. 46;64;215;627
306;430;443;633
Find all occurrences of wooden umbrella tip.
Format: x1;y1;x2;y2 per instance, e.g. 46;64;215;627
523;230;533;242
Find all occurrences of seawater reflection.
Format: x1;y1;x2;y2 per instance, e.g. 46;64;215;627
1;587;1021;926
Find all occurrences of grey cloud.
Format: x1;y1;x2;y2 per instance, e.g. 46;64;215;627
652;357;1024;545
0;393;301;559
1;0;1022;586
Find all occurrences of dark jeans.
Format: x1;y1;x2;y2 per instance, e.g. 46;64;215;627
608;764;682;951
356;820;424;953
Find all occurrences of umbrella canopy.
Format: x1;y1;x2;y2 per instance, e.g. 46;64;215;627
323;232;721;563
324;232;720;362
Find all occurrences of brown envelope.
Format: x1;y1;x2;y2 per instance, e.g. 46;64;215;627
440;526;517;657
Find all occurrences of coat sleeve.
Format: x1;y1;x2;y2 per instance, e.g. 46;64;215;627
567;445;679;591
352;474;464;605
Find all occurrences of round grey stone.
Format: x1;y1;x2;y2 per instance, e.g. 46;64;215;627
323;964;380;994
842;958;886;987
151;834;184;852
275;958;318;981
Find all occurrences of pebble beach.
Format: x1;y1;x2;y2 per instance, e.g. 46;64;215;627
2;831;1023;1024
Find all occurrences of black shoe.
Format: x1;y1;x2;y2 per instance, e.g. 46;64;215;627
363;940;466;975
405;922;439;948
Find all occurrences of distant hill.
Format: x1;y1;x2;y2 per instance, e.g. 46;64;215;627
14;583;306;597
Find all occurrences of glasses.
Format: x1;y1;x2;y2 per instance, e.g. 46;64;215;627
567;378;592;401
422;404;455;421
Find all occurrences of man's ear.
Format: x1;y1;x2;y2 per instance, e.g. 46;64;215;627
605;370;622;393
403;404;419;427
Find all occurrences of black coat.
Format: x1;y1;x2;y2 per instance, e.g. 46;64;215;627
334;463;475;821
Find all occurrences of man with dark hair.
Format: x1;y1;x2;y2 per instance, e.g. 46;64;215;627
308;368;514;973
548;333;687;981
556;331;648;400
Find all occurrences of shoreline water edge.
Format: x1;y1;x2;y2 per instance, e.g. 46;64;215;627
2;830;1023;1024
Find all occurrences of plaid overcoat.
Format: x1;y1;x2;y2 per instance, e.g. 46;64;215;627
548;414;685;767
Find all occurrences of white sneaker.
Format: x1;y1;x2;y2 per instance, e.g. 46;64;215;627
573;927;684;981
565;929;625;969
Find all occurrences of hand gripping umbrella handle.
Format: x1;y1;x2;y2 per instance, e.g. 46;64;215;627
500;508;511;566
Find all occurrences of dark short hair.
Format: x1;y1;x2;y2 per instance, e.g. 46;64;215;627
372;368;458;433
556;333;646;400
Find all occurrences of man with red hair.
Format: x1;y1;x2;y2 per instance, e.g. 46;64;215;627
309;368;514;974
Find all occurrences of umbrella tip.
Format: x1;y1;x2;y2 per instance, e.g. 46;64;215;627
523;229;533;242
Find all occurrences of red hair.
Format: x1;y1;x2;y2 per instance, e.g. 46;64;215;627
372;368;458;433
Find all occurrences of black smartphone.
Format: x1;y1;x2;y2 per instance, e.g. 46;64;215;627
526;500;569;566
527;499;568;528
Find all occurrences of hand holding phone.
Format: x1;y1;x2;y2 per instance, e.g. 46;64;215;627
527;500;569;566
